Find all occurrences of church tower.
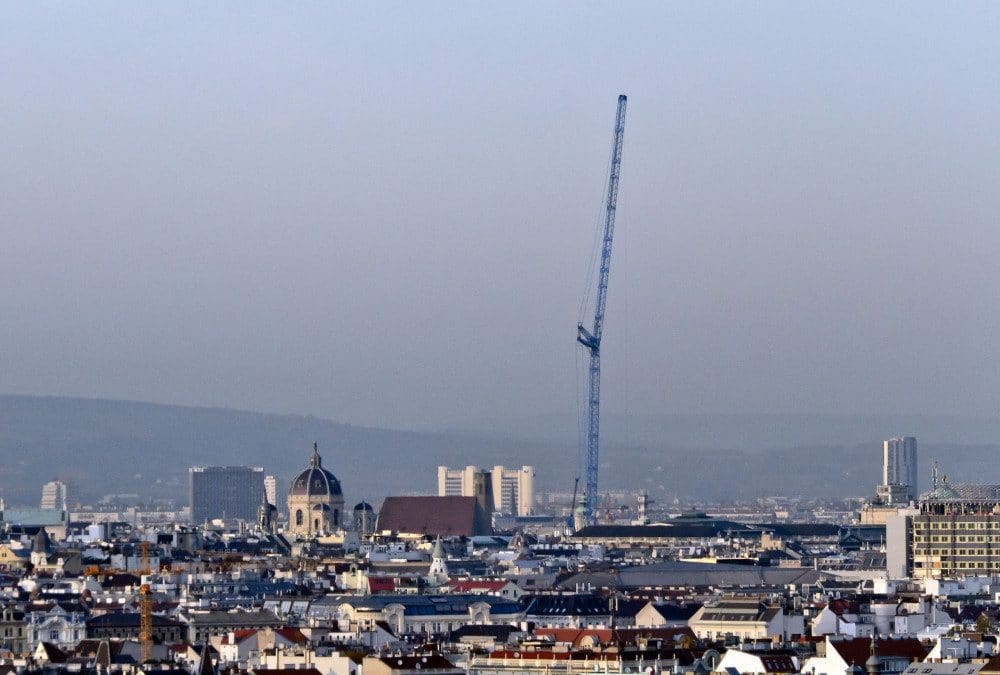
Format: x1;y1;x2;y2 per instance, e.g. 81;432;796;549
427;536;449;584
286;443;345;537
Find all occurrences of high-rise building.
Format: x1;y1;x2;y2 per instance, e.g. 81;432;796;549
878;436;917;504
40;481;67;511
264;475;277;506
438;466;477;498
189;466;265;524
490;465;535;516
887;475;1000;580
437;465;535;516
436;466;494;521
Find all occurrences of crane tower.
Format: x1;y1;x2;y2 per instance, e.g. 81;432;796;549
139;541;152;662
577;94;627;524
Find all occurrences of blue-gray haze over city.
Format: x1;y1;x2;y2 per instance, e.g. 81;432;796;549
3;4;1000;502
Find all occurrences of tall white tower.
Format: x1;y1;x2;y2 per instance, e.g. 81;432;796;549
882;436;918;503
40;481;67;511
263;475;277;507
428;536;449;583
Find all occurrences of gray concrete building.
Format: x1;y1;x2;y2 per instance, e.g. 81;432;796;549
188;465;265;524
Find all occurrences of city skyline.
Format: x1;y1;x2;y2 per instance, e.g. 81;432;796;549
6;5;1000;674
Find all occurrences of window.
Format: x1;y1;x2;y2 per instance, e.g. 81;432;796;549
295;510;303;526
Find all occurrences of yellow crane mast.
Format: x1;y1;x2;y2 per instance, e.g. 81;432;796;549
139;541;152;663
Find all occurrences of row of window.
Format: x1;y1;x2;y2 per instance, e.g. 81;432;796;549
293;509;341;527
915;548;1000;556
28;629;80;642
914;558;1000;569
914;535;995;543
914;522;1000;530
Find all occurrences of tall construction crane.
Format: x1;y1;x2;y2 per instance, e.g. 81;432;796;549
139;541;152;663
577;94;627;524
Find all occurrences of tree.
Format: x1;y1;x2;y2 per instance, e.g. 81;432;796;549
975;612;993;635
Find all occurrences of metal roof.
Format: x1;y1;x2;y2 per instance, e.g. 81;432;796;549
617;561;826;588
318;593;520;616
920;483;1000;502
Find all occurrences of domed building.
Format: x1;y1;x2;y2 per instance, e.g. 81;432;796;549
287;443;344;537
353;501;376;537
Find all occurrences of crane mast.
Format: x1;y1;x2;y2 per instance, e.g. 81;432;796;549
139;541;152;663
577;94;627;524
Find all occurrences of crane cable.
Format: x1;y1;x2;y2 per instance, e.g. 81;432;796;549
576;128;619;481
577;135;617;326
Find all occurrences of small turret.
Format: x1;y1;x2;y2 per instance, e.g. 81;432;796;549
865;633;880;675
257;490;274;534
31;528;51;567
428;536;449;582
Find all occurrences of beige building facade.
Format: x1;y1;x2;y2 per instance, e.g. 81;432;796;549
437;465;534;516
287;444;345;537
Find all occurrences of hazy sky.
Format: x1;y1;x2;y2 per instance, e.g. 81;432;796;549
3;3;1000;429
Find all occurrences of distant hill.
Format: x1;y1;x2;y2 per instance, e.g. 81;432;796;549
0;395;560;507
1;395;999;508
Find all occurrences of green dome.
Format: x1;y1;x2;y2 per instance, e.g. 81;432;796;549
929;484;960;500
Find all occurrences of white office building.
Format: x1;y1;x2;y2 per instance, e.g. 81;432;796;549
40;481;67;511
437;465;535;516
264;475;277;506
880;436;917;504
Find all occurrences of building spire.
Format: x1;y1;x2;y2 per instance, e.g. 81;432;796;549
428;535;448;582
866;632;880;675
310;442;321;468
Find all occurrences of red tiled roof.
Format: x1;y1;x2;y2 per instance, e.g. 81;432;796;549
222;628;307;646
828;598;860;616
274;628;308;645
373;655;460;671
534;627;695;648
830;637;927;667
489;650;594;661
221;629;258;645
378;496;484;537
980;654;1000;674
369;577;396;593
449;579;507;592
